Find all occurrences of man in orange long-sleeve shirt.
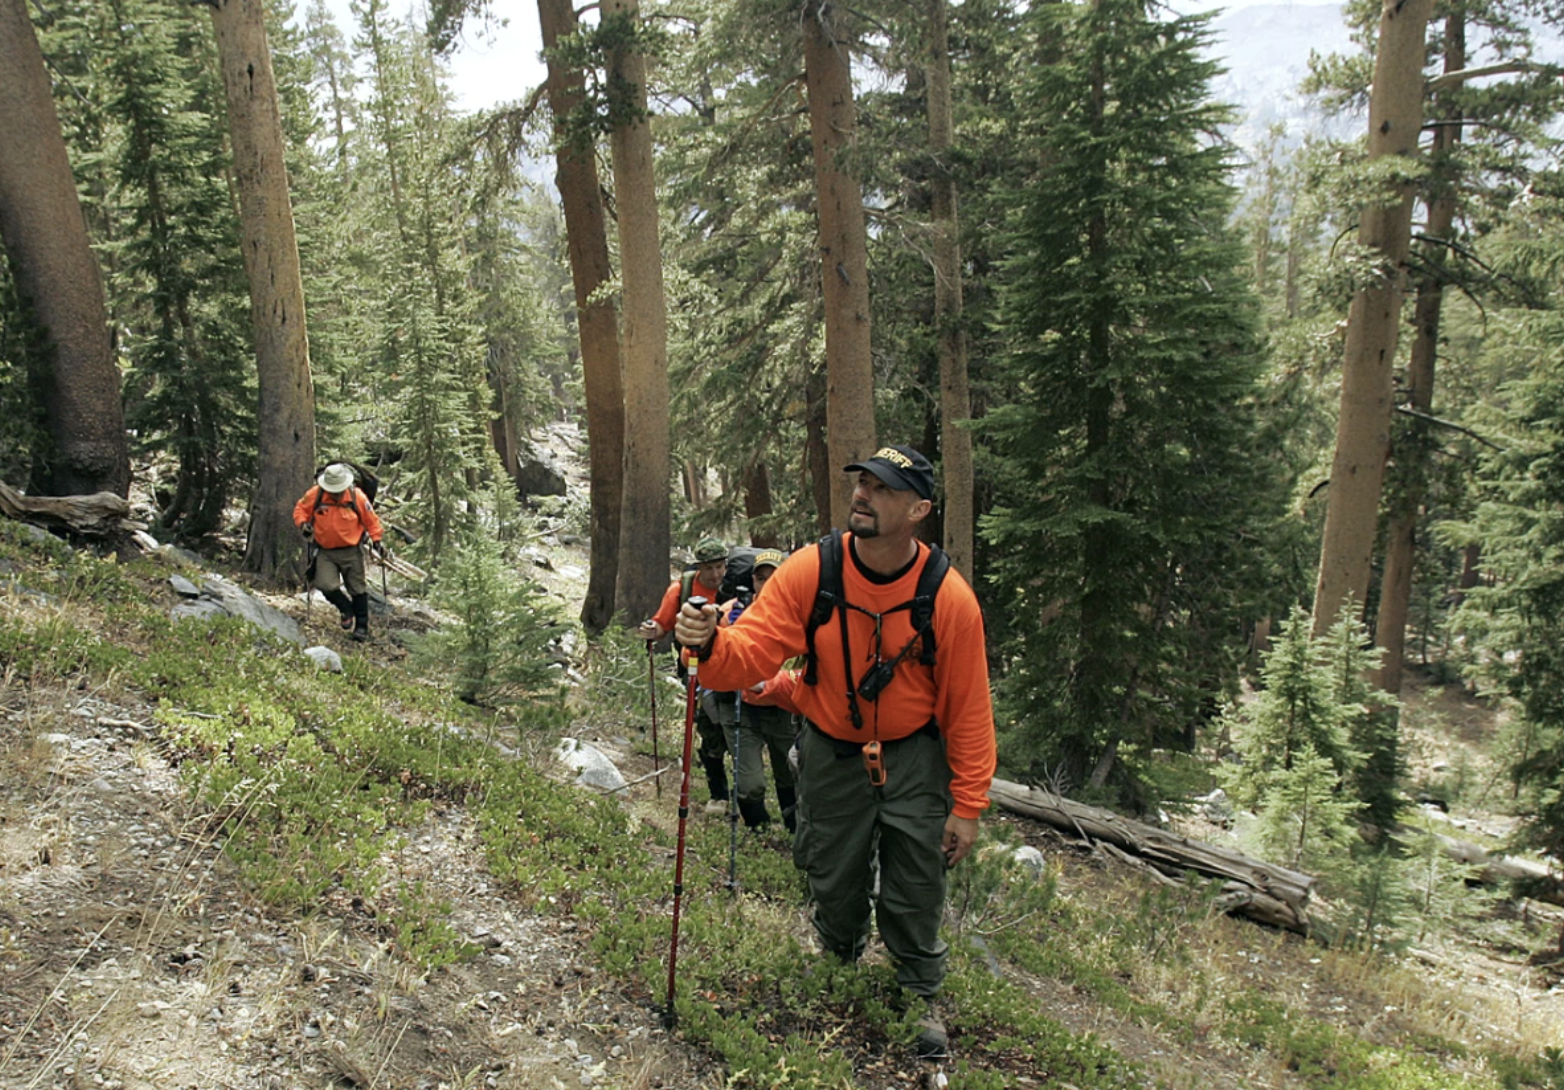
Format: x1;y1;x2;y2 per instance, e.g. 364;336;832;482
675;445;996;1059
293;464;384;642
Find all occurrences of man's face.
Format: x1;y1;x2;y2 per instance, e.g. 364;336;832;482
847;472;924;539
695;559;726;590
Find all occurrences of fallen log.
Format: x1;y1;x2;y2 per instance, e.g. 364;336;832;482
988;778;1315;933
374;551;428;582
0;482;136;537
1413;826;1563;905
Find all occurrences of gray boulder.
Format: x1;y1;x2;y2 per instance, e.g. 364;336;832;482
554;738;628;793
1012;846;1046;875
303;646;344;673
515;436;567;498
168;573;302;645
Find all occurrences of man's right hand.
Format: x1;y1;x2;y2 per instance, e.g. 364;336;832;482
636;619;662;641
673;600;718;650
300;523;313;539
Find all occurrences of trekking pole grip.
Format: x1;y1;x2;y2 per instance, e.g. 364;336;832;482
681;596;708;678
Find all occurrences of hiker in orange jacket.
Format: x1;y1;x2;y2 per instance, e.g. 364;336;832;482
293;464;384;642
674;445;996;1059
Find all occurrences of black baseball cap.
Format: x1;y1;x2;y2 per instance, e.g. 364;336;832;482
844;445;935;500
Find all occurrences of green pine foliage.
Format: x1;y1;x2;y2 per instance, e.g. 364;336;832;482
0;263;51;489
982;0;1282;805
99;0;254;539
1222;605;1360;814
655;0;826;541
1447;286;1564;868
1251;741;1360;874
411;524;569;709
356;2;491;563
1319;602;1403;828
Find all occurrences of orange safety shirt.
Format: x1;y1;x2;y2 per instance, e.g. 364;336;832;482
698;535;997;819
649;568;726;634
292;486;383;550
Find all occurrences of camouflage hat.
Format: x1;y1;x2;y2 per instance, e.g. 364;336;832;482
694;537;727;563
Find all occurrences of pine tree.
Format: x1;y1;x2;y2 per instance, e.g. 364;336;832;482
1222;606;1358;812
1220;606;1365;879
102;0;254;539
356;1;488;563
414;516;567;708
1448;275;1564;868
984;0;1280;804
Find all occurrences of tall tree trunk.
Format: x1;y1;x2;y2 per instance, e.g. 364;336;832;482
802;0;876;528
0;0;130;498
212;0;317;583
1310;0;1433;637
742;458;778;548
1374;9;1464;695
1075;27;1113;793
927;0;974;580
538;0;626;634
805;362;832;534
604;0;672;625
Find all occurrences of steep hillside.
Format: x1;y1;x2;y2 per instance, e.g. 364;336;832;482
3;453;1564;1088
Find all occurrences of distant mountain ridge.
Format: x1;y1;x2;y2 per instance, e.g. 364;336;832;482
1201;2;1361;156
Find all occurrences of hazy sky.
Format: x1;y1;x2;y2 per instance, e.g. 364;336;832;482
311;0;1342;115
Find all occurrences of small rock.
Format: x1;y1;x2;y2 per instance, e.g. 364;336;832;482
1012;846;1046;875
303;646;344;673
553;738;627;793
168;574;201;598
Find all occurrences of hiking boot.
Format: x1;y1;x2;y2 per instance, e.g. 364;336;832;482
737;797;771;829
701;757;729;805
776;785;797;834
702;798;729;816
913;1001;948;1059
323;588;354;629
350;593;370;642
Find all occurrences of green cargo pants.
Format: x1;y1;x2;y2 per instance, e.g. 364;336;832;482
312;544;368;596
709;697;796;804
793;722;952;997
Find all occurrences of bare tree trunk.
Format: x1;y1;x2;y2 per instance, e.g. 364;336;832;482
539;0;626;634
0;0;129;498
1310;0;1433;636
211;0;318;584
1374;9;1464;696
742;458;778;548
802;0;876;528
804;363;832;534
605;0;671;625
927;0;974;581
682;459;706;508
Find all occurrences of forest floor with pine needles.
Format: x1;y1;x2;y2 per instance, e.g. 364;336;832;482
3;425;1564;1089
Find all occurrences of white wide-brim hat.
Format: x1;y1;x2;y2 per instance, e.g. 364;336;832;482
317;464;354;493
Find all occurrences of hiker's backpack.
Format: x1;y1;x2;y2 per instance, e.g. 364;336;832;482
802;529;951;729
719;547;764;604
312;461;381;506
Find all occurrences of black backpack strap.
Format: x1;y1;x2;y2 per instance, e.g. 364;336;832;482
911;543;950;666
802;530;843;688
314;485;357;515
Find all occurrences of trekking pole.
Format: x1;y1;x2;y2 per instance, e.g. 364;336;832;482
379;545;390;611
303;541;318;625
727;689;741;894
665;596;707;1029
648;641;662;798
